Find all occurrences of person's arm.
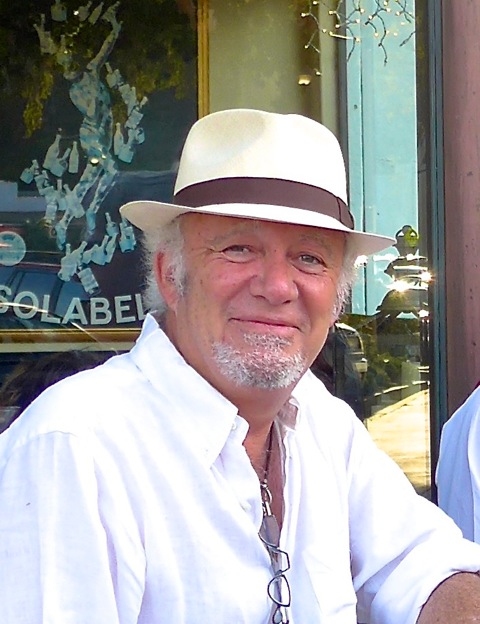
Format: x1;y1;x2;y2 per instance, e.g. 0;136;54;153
0;427;144;623
436;387;480;542
88;3;121;71
343;413;480;623
417;572;480;622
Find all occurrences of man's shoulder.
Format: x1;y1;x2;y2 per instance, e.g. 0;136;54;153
0;352;143;450
443;386;480;438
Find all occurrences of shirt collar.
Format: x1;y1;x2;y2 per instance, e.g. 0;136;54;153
129;314;302;465
129;315;241;466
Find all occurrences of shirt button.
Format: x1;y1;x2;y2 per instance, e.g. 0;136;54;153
240;501;250;512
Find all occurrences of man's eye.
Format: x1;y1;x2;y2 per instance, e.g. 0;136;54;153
299;254;321;265
224;245;250;253
296;254;328;273
221;245;254;260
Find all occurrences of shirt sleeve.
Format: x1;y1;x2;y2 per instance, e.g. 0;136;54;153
0;429;144;624
347;418;480;624
436;388;480;543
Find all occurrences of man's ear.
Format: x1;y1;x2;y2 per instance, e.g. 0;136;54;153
154;252;180;312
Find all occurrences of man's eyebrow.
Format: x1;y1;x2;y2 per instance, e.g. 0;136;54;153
208;221;260;246
298;231;346;252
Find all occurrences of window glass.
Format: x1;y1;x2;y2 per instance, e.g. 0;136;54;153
341;0;431;497
0;0;198;396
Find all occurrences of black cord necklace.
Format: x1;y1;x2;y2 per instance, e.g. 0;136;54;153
260;424;275;519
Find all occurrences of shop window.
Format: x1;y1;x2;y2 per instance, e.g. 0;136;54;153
0;0;198;398
1;0;434;499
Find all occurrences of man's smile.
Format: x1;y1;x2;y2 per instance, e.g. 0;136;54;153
229;317;302;335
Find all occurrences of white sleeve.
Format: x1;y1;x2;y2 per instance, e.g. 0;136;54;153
467;413;480;544
436;388;480;543
348;419;480;624
0;430;144;624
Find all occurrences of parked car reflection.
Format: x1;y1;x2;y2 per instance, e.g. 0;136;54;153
311;322;367;421
0;261;90;321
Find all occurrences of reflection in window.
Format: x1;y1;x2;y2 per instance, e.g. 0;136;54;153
331;0;431;497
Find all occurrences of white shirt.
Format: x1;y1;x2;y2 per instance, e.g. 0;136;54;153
436;386;480;542
1;314;480;624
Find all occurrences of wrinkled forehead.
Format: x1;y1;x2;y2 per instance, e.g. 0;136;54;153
179;211;347;248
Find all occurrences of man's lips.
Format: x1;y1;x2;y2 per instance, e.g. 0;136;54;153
231;317;300;331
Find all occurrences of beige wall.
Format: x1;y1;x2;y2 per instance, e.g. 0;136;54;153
443;2;480;412
206;0;338;133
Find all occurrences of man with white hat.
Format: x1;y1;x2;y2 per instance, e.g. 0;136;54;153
1;109;480;623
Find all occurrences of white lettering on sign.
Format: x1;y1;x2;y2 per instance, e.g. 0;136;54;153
90;298;113;325
135;293;146;321
40;296;61;324
0;286;145;327
0;289;40;319
63;298;89;325
0;285;13;312
14;290;39;319
114;295;136;324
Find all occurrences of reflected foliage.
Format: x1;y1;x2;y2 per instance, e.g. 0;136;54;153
0;0;196;137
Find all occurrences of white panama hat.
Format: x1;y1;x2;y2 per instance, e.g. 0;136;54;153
120;108;394;257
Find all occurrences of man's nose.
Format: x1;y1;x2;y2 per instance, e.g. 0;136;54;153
249;255;298;305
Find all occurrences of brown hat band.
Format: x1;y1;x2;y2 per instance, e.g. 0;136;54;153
174;177;354;229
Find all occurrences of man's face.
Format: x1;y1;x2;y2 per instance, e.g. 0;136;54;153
157;213;345;396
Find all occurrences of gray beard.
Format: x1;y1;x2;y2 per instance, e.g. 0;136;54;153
212;333;306;389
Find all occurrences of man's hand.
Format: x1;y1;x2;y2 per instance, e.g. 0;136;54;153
418;572;480;623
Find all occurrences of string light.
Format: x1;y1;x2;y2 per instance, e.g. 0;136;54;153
301;0;415;66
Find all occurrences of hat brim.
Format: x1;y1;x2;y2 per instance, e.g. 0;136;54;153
120;200;394;257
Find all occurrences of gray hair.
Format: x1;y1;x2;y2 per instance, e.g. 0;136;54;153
140;216;357;320
141;217;186;317
333;243;358;318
